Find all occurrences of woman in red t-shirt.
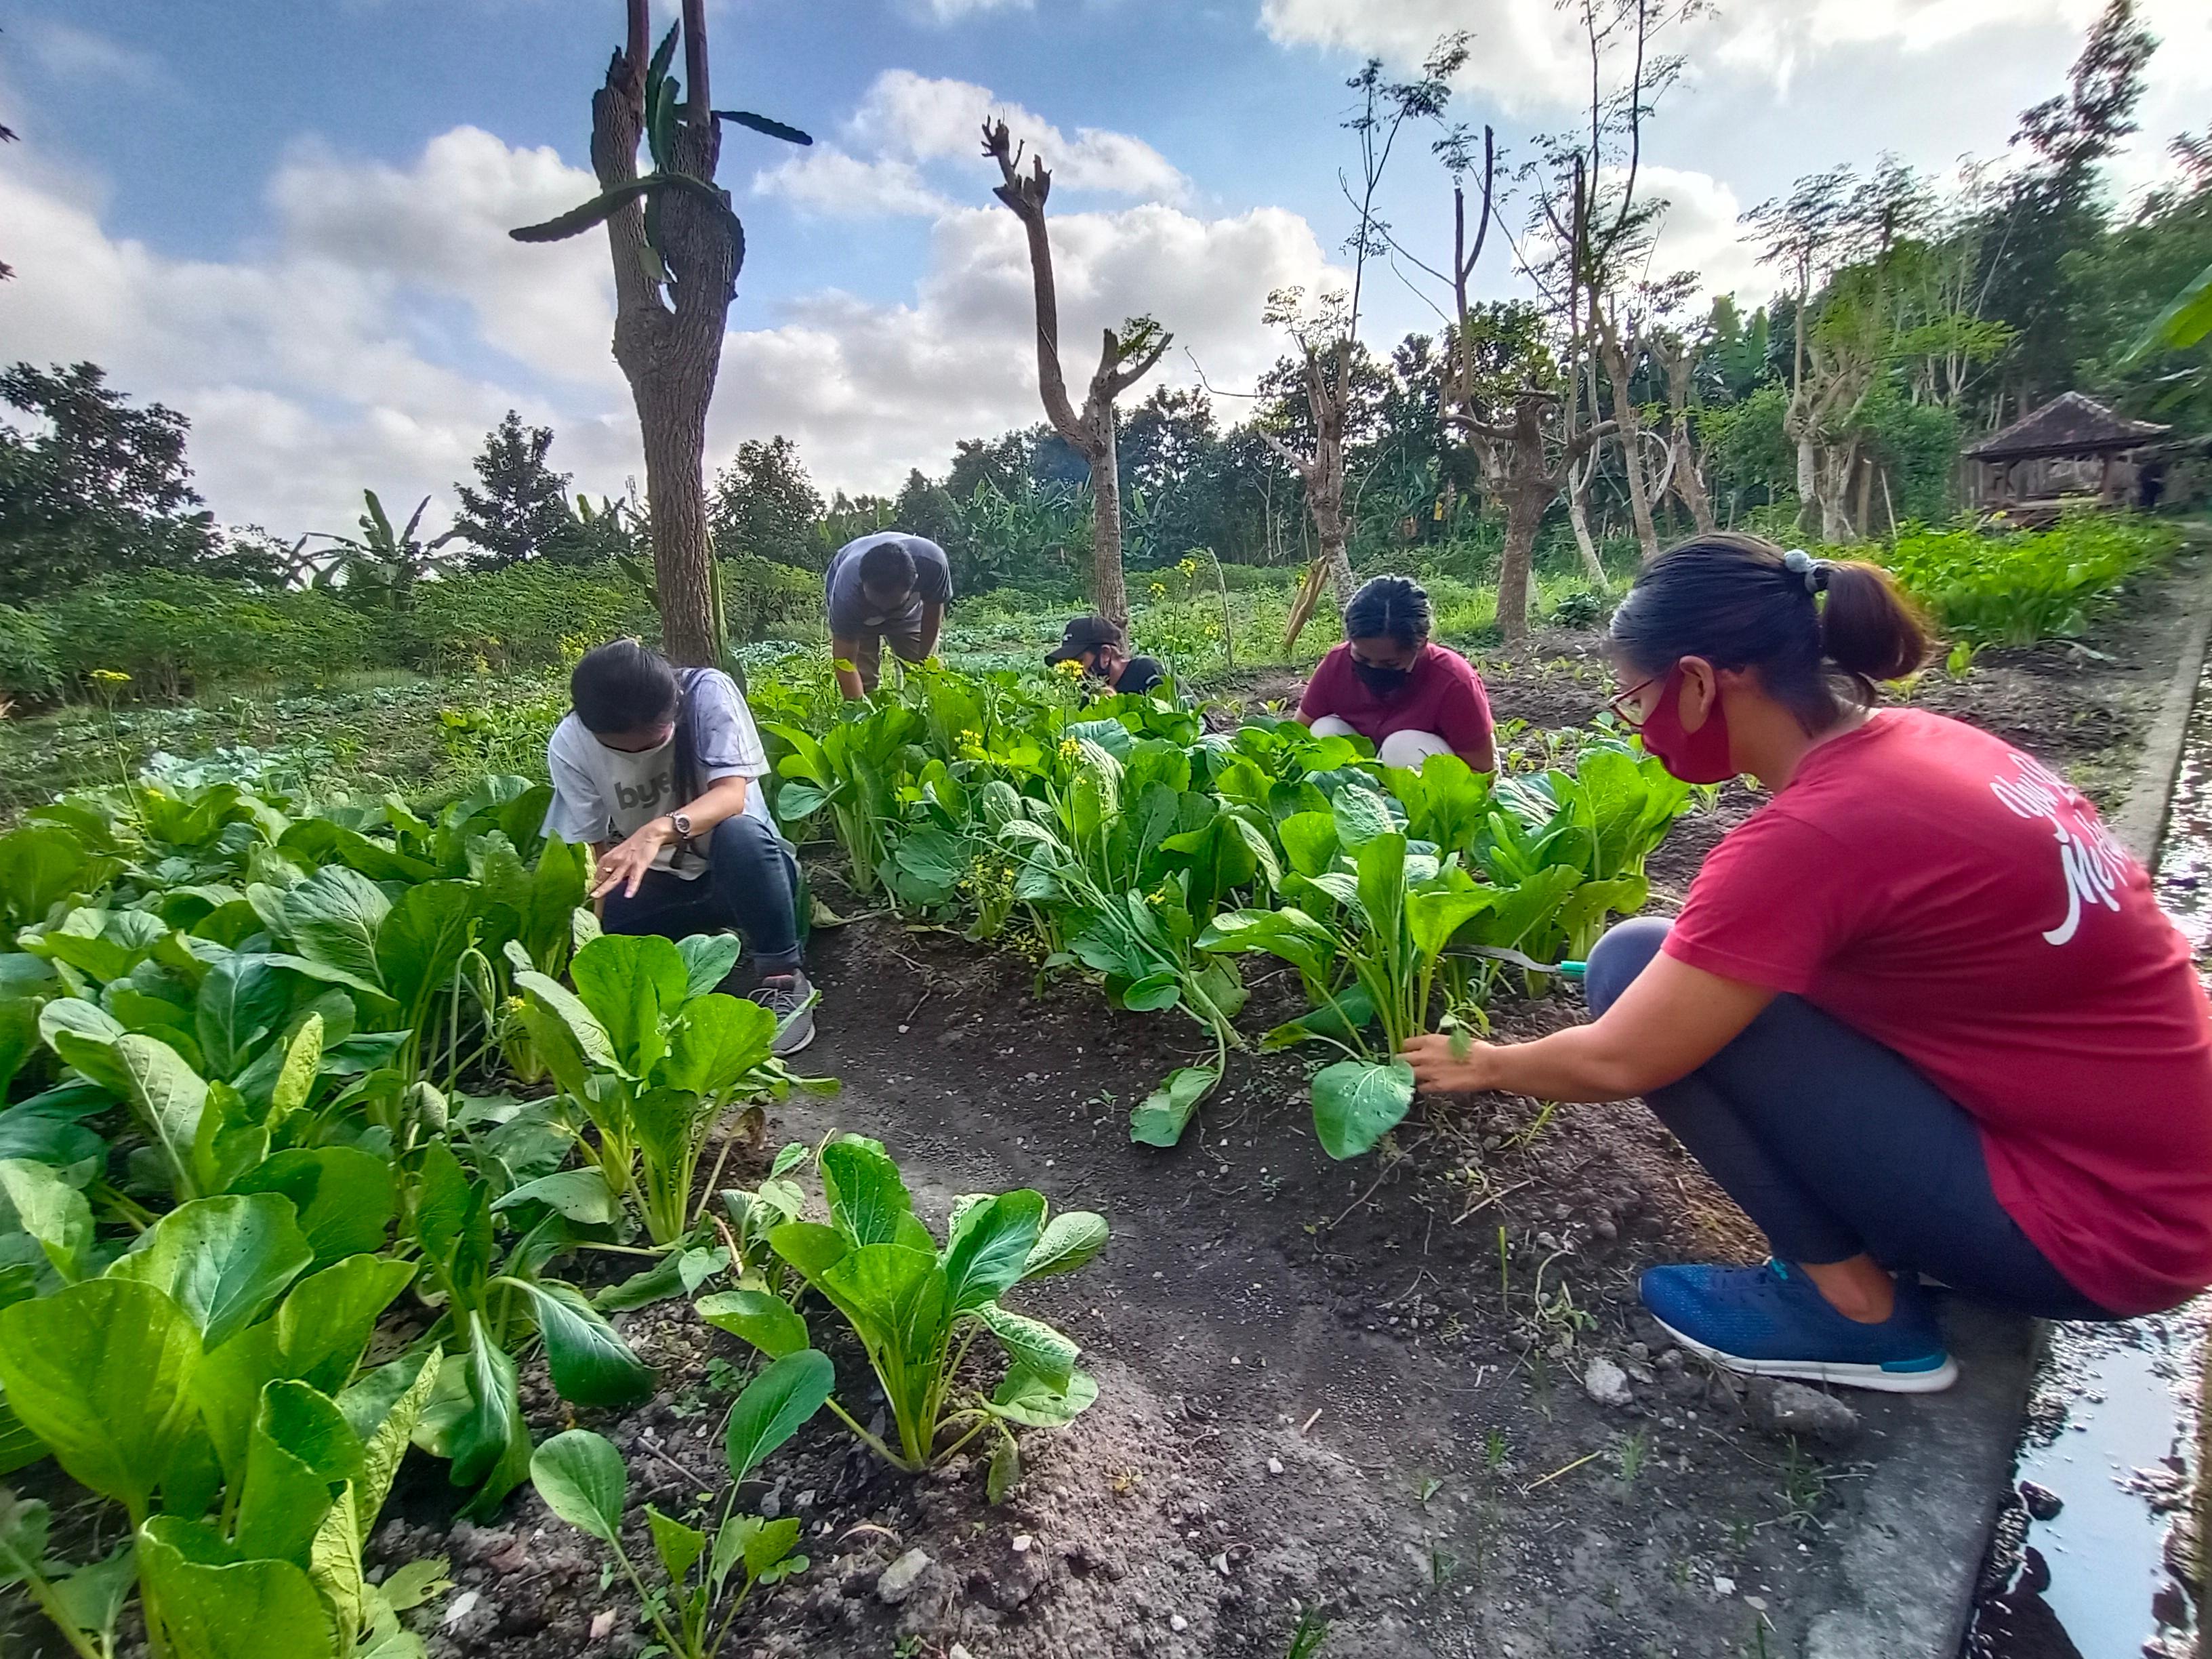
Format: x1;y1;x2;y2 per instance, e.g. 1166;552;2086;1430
1299;576;1496;772
1404;533;2212;1393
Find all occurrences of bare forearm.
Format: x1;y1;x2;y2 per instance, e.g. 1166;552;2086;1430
918;602;945;658
831;636;865;700
1475;1024;1655;1103
676;774;752;836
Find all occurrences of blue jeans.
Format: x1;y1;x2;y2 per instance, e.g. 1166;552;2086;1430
1586;918;2113;1321
598;813;802;977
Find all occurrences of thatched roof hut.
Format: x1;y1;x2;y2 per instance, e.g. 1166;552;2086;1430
1964;392;2171;516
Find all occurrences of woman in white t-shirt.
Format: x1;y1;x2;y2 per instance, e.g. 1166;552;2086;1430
542;640;815;1054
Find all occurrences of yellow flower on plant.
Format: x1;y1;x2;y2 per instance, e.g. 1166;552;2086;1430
90;669;131;687
1059;737;1082;760
1053;657;1085;680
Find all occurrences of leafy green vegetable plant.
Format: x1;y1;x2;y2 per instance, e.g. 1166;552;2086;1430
702;1138;1107;1490
515;933;834;1246
528;1350;831;1659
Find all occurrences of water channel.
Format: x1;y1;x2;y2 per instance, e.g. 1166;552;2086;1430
1968;661;2212;1658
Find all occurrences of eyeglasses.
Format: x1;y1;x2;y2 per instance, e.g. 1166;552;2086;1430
1606;675;1660;730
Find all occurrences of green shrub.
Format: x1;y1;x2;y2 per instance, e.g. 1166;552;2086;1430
720;556;821;643
35;573;378;700
0;605;59;703
1868;511;2179;647
398;562;657;673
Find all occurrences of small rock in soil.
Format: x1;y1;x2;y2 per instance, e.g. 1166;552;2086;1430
1170;1614;1189;1633
1267;1456;1284;1475
1748;1380;1862;1448
877;1548;933;1605
1583;1357;1635;1408
2020;1480;2064;1521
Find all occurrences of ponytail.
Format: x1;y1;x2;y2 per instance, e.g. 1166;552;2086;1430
1610;532;1930;732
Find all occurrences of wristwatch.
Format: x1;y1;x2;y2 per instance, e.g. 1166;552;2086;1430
668;812;693;841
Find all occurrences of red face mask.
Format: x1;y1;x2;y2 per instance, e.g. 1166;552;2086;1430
1638;664;1734;784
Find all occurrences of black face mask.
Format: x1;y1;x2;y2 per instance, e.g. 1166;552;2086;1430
1352;659;1413;699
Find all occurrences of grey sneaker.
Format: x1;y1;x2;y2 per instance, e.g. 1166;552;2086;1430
750;970;817;1057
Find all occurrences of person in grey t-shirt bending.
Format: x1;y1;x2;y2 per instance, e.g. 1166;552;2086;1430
542;640;817;1055
824;532;954;699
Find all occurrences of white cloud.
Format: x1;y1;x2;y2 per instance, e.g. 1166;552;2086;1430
1627;165;1764;304
1260;0;2212;107
706;202;1343;493
851;69;1191;201
16;19;165;90
916;0;1033;18
753;147;951;218
0;113;1336;531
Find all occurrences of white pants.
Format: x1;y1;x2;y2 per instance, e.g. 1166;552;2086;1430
1310;716;1453;770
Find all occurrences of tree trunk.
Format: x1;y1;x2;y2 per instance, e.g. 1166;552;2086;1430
590;2;729;667
1566;458;1607;583
1601;339;1660;561
1816;443;1857;544
1496;485;1547;644
1793;433;1819;535
1088;425;1130;628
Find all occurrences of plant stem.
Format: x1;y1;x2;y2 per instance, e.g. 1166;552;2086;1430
821;1396;915;1472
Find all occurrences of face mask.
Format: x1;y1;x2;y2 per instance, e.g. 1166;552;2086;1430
1352;659;1413;699
1638;665;1734;784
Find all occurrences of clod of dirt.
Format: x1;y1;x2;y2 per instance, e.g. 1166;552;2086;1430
878;1548;935;1605
2020;1479;2064;1521
1746;1380;1862;1448
1583;1357;1636;1408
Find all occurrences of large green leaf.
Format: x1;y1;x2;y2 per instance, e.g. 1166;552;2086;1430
0;1277;203;1518
985;1365;1100;1428
1021;1210;1109;1281
722;1349;834;1480
194;1254;417;1485
819;1139;918;1248
283;868;391;994
375;881;479;1027
38;996;131;1094
976;1303;1078;1390
529;1427;626;1542
570;933;689;1078
1311;1058;1416;1160
661;993;776;1097
939;1190;1044;1314
1331;781;1397;849
675;931;743;1000
142;1521;336;1659
231;1147;394;1270
110;1193;314;1351
695;1288;810;1358
236;1381;361;1567
340;1347;441;1548
508;1278;655;1407
491;1168;619;1226
1128;1064;1218;1148
766;1220;851;1288
0;1158;91;1282
820;1244;948;1374
447;1313;531;1511
0;825;105;933
113;1032;212;1198
194;956;293;1082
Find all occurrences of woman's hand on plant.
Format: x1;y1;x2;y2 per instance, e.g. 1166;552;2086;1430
1400;1031;1497;1096
592;817;674;901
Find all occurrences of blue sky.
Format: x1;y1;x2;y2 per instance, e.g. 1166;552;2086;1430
1;0;2205;536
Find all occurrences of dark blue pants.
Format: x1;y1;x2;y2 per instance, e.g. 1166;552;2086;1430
1586;918;2113;1321
599;813;802;977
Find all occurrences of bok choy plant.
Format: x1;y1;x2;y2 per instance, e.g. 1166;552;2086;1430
698;1137;1107;1494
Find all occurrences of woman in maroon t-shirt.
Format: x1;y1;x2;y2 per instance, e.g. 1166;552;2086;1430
1404;533;2212;1393
1298;576;1496;772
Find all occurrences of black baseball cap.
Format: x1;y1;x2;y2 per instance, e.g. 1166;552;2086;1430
1044;615;1124;666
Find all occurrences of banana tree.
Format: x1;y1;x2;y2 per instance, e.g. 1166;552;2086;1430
508;0;810;666
306;492;462;613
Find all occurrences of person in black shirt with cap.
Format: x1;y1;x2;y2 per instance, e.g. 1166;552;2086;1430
1046;616;1166;696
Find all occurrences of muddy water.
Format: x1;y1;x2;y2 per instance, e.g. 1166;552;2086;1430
1969;665;2212;1659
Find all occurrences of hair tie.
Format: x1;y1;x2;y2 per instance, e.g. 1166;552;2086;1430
1782;547;1829;595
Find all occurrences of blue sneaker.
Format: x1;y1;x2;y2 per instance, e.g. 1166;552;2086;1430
1641;1261;1958;1393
